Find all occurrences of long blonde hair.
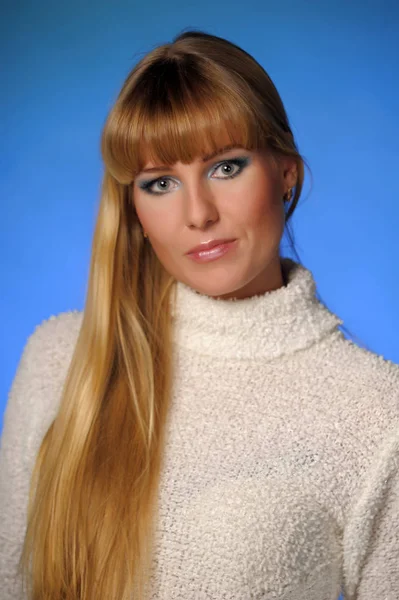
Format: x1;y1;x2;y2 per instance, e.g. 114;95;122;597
17;29;351;599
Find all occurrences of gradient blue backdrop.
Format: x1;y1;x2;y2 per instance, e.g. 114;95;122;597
1;3;398;597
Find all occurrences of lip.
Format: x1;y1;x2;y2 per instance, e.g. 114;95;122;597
186;238;236;255
186;239;238;263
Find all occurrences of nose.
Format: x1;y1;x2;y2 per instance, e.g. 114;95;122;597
184;180;219;231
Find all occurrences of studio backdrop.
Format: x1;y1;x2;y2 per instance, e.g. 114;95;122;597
1;0;398;438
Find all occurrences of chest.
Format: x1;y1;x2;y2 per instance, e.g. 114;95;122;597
148;374;343;599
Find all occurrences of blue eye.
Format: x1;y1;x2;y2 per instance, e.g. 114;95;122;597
214;157;250;178
139;177;175;195
137;157;250;196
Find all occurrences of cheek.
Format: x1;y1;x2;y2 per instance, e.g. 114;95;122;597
149;214;175;242
134;196;174;241
228;170;281;230
141;209;179;265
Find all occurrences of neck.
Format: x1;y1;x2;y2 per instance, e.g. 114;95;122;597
170;257;343;361
212;254;286;301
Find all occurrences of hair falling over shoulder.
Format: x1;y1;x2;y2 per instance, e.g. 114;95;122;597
17;28;325;599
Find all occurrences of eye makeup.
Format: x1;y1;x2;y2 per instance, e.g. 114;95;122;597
136;156;251;196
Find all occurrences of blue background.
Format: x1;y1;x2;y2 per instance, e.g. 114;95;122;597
2;0;399;409
1;2;398;597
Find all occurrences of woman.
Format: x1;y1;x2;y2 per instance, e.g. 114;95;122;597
1;29;398;600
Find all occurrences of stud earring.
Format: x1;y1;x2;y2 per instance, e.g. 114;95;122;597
284;188;293;202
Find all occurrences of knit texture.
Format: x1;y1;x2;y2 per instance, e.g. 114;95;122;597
1;257;399;599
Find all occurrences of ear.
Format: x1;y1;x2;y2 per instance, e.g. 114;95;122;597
281;157;298;190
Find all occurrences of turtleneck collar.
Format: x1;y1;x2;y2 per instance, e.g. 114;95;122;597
170;257;343;361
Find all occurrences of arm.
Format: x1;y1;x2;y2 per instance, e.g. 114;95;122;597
0;329;42;599
342;425;399;599
0;313;77;599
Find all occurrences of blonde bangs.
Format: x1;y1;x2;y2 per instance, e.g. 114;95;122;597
102;58;271;184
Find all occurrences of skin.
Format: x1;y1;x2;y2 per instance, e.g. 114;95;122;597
133;145;297;300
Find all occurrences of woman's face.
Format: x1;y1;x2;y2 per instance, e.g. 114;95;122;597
133;145;297;299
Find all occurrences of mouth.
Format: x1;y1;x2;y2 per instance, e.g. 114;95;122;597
186;238;237;255
186;239;238;263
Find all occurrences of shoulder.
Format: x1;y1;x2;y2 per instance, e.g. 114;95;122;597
2;310;83;456
10;309;84;401
312;330;399;412
323;332;399;464
20;307;83;394
11;308;83;386
23;309;83;359
331;334;399;407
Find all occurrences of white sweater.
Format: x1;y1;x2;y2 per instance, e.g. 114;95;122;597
1;257;399;599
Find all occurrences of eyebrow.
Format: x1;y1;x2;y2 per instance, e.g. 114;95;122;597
138;144;242;175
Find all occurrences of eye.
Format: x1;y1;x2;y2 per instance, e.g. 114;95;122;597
138;177;178;195
152;178;177;193
137;156;250;196
210;157;250;180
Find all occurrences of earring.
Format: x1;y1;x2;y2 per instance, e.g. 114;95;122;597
143;231;148;238
284;188;293;202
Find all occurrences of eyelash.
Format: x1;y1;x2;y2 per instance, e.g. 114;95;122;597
137;157;250;196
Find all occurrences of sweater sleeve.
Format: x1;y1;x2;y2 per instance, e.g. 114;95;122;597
0;326;49;600
342;425;399;600
0;313;74;600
